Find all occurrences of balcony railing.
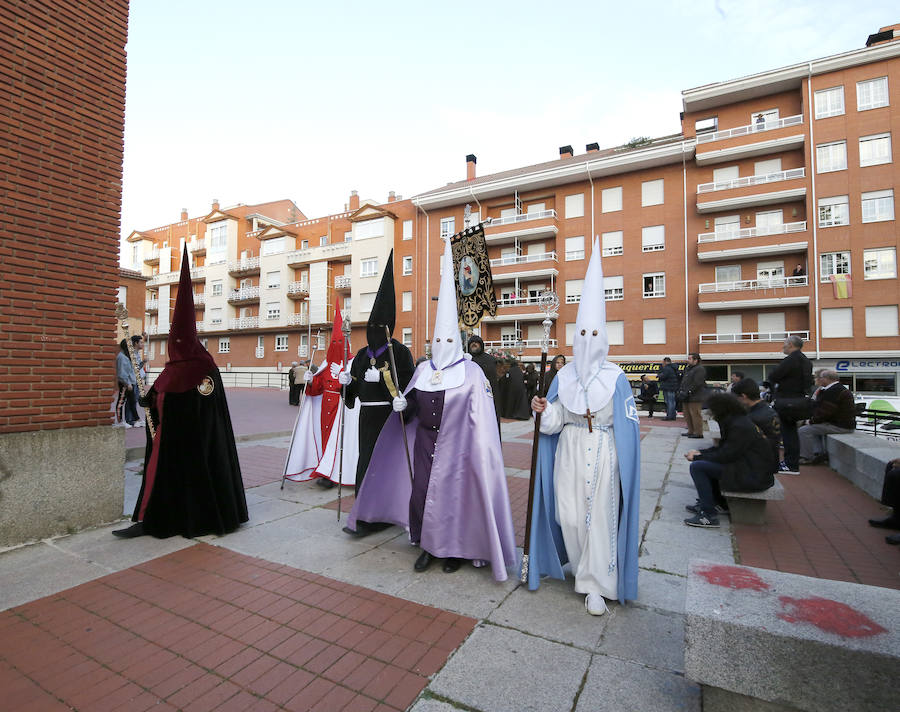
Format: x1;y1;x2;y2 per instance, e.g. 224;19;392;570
145;299;159;311
228;257;260;273
696;114;803;144
482;338;559;350
285;241;352;265
496;295;545;308
288;313;309;326
255;347;265;359
699;330;810;344
144;247;160;264
287;281;310;296
229;316;260;330
490;251;558;268
193;292;205;306
487;209;557;228
188;238;206;253
698;221;807;243
190;267;206;281
228;286;261;302
195;321;208;332
146;324;168;335
335;275;352;289
697;167;805;194
698;275;808;294
146;272;179;287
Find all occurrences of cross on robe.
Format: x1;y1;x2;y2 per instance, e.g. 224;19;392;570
582;408;593;433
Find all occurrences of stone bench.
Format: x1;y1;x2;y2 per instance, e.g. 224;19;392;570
721;477;784;525
826;432;900;499
685;559;900;712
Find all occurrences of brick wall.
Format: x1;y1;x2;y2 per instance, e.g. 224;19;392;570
0;1;129;433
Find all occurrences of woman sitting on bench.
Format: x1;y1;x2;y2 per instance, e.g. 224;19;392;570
683;392;778;528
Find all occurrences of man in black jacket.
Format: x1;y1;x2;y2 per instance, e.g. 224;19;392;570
767;335;813;475
798;369;855;465
731;378;781;464
680;353;707;438
657;357;679;420
638;374;660;418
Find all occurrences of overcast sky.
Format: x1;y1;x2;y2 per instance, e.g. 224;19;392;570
121;0;897;238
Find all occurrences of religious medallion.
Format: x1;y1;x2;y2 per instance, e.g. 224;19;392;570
197;376;215;396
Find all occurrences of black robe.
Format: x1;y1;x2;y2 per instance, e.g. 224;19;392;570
470;351;500;422
132;368;248;538
503;365;532;420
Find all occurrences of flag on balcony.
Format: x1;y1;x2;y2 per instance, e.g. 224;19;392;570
830;274;852;299
451;223;497;329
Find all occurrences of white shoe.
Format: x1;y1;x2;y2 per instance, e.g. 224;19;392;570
112;422;127;428
585;593;608;616
132;421;144;428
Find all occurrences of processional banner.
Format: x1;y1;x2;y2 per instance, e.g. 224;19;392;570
450;223;498;330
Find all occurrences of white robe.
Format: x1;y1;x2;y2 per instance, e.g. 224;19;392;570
540;397;619;599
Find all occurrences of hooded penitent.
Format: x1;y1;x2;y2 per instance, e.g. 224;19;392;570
367;249;396;350
305;298;346;451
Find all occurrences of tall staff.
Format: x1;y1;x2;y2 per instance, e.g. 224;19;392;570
115;303;156;438
336;317;352;521
520;291;558;582
280;329;322;490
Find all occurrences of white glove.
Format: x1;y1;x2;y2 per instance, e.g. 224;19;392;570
337;371;351;386
303;370;314;383
392;395;408;413
329;362;341;379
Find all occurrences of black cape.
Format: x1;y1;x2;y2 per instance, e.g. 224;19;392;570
503;364;532;420
133;368;248;538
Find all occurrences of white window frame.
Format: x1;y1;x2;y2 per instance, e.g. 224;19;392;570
402;220;413;241
601;186;622;213
601;231;623;257
266;270;281;289
440;217;455;239
857;76;889;112
859;133;892;167
275;334;289;352
641;225;665;252
266;302;281;320
866;305;899;337
820;251;851;282
861;190;895;223
209;307;223;325
641;179;664;207
814;85;845;119
642;318;666;345
565;235;585;261
821;308;853;339
401;291;412;312
604;275;624;301
402;328;412;348
564;279;584;304
359;292;376;313
218;337;230;353
864;248;897;280
319;235;328;247
355;218;384;240
816;141;847;173
564;193;584;219
607;320;625;346
642;272;665;299
817;195;850;228
261;237;285;256
211;280;223;296
360;257;379;278
402;256;413;276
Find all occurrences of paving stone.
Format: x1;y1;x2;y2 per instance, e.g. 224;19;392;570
634;569;687;615
576;654;701;712
245;497;311;527
597;605;686;672
429;624;590;712
409;698;461;712
321;544;424;596
251;480;339;507
639;538;734;579
396;563;518;619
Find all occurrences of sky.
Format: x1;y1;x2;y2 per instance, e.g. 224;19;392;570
120;0;899;240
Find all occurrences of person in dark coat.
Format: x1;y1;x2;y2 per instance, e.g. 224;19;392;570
767;335;813;474
731;378;781;465
656;357;679;420
683;392;777;528
503;359;532;420
545;354;566;391
468;335;499;424
341;251;415;536
495;359;510;417
798;369;855;465
637;374;659;418
113;246;248;539
870;458;900;544
679;353;707;438
524;363;539;402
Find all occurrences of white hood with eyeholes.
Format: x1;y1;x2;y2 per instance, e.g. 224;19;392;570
556;237;622;414
415;235;467;392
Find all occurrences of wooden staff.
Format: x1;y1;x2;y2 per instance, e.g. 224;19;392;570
115;303;155;438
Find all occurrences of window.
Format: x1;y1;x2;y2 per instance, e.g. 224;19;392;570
866;305;899;337
565;323;575;346
641;179;664;206
712;165;739;185
816;141;847;173
601;231;623;256
862;189;895;223
695;116;718;134
361;258;378;278
209;307;223;325
131;245;138;269
716;315;742;339
116;285;126;304
564;279;583;304
160;340;165;356
211;280;223;296
265;302;280;320
714;215;740;235
359;292;376;313
356;218;384;240
218;337;230;353
822;308;853;338
604;275;624;301
607;321;624;345
440;217;455;238
757;260;784;281
715;265;741;283
261;237;285;255
402;291;412;312
864;248;897;280
755;210;783;234
402;328;412;347
275;334;288;352
565;235;584;261
754;158;781;176
564;193;584;219
641;225;665;252
319;235;328;247
301;239;309;249
266;270;280;289
343;297;351;313
857;76;889;111
820;252;851;282
402;256;413;276
208;221;227;262
859;133;891;167
643;273;665;298
402;220;413;240
601;186;622;213
757;312;785;334
643;319;666;344
815;86;845;119
344;231;352;242
818;195;850;227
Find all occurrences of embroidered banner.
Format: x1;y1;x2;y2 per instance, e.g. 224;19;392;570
450;223;498;329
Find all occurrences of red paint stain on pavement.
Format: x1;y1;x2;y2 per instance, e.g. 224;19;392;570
696;564;770;591
777;596;888;638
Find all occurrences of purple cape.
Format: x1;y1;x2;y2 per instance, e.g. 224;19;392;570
349;360;516;581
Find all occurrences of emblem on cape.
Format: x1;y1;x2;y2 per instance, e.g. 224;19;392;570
624;394;639;423
431;369;443;385
197;376;215;396
485;379;493;397
457;256;479;297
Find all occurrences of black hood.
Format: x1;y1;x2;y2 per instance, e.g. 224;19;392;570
468;335;485;354
367;249;396;348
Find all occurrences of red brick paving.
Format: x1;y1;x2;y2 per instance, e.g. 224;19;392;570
240;446;291;488
0;544;476;711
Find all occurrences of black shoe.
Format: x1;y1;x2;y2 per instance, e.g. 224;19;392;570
112;522;145;538
316;478;337;489
887;533;900;545
868;516;900;530
681;432;691;436
442;557;463;573
684;512;720;528
414;551;434;572
687;434;704;439
686;501;729;516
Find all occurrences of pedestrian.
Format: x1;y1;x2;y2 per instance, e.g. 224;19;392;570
115;338;139;427
869;458;900;545
731;377;781;465
767;335;813;475
679;353;707;438
726;370;744;393
657;357;679;420
287;362;300;405
130;333;147;428
495;359;510;417
468;335;500;425
637;374;659;418
524;363;539;402
792;263;806;277
347;236;516;579
503;358;531;420
546;354;567;390
760;380;774;403
798;369;855;465
528;239;641;615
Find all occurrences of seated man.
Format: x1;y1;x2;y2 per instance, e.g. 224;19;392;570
798;369;855;465
731;377;781;465
637;374;659;418
869;458;900;545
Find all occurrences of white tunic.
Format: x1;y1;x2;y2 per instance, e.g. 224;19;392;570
540;397;619;599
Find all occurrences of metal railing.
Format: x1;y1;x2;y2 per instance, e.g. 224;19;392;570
144;247;160;263
699;275;808;294
145;299;159;311
229;316;260;329
486;209;557;228
146;324;168;335
227;257;260;272
190;267;206;280
699;330;809;344
698;221;807;243
482;338;559;350
287;313;309;326
287;281;309;296
188;239;206;253
697;167;805;194
490;251;558;268
335;275;352;289
696;114;803;144
496;295;544;308
146;272;179;287
193;292;205;305
229;286;260;301
856;408;900;440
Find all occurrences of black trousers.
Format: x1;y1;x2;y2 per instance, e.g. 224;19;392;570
882;465;900;510
775;397;809;469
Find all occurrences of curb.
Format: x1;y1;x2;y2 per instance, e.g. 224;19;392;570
125;429;293;462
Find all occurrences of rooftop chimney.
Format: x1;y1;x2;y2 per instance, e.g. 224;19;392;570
866;24;899;46
349;190;360;211
586;142;600;153
388;190;396;203
211;199;219;211
466;154;477;182
180;208;188;221
559;145;573;159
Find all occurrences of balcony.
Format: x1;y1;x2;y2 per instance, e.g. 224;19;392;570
288;312;309;326
188;238;206;255
696;169;807;214
193;292;205;309
697;275;810;311
697;222;809;262
484;209;558;245
228;286;260;304
482;338;559;351
229;316;260;330
190;267;206;282
286;281;310;299
195;321;208;332
228;257;260;277
698;168;805;194
335;275;352;290
696;114;803;145
285;241;352;266
146;324;168;335
146;271;179;287
145;299;159;312
490;251;559;284
699;330;810;345
143;247;160;265
698;221;807;244
490;251;557;269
